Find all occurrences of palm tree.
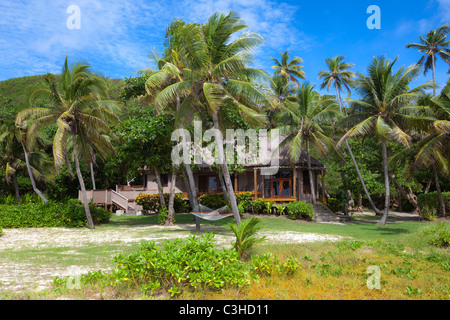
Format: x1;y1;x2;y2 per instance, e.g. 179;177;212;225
318;56;383;215
274;83;341;204
149;11;271;224
271;50;306;87
16;57;121;229
318;56;355;114
0;122;52;204
411;82;450;216
406;24;450;96
339;56;435;225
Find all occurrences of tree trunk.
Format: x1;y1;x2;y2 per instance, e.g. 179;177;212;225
335;85;382;215
90;162;96;190
432;163;446;217
218;170;230;202
378;140;390;225
212;112;241;224
344;139;383;215
393;179;419;214
154;168;166;208
165;171;177;226
72;132;95;229
20;140;48;203
424;178;432;194
432;53;436;97
12;172;20;205
185;164;200;229
306;137;317;205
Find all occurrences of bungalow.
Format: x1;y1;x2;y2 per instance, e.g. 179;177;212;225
80;148;327;213
142;148;327;204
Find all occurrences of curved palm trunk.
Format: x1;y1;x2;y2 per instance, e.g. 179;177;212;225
432;163;446;217
12;172;21;205
72;132;95;229
185;164;200;229
154;167;166;208
430;55;446;217
20;141;48;203
378;140;390;225
90;162;96;190
212;112;241;224
306;137;317;205
166;171;177;225
344;140;383;215
335;85;382;215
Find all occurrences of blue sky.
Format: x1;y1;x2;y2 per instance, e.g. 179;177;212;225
0;0;449;94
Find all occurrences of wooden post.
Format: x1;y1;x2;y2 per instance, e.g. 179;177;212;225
293;168;297;200
254;169;258;199
298;169;303;200
321;170;325;202
234;173;238;193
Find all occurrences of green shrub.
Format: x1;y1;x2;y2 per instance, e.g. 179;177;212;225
111;233;252;294
135;193;189;213
198;193;228;210
417;192;450;215
0;193;43;205
251;198;266;214
0;201;111;228
286;201;314;220
326;197;343;213
422;222;450;248
236;192;253;213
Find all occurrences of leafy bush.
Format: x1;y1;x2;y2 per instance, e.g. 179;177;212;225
236;192;253;213
326;197;343;213
228;217;267;259
135;193;189;213
198;193;228;210
111;233;252;294
0;193;43;205
0;201;111;228
286;201;314;220
251;198;266;214
421;222;450;248
250;253;301;276
417;192;450;216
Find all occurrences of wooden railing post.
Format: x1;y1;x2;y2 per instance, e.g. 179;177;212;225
254;169;258;199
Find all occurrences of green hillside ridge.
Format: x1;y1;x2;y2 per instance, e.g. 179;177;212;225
0;74;124;121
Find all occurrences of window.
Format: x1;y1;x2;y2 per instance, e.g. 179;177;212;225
199;175;222;193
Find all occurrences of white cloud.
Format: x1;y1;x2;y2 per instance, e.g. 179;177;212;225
0;0;313;80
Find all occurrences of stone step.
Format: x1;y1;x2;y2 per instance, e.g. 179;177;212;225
312;204;340;222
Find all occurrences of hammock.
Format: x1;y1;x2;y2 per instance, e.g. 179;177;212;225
189;204;234;221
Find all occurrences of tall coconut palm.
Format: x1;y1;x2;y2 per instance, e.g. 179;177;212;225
271;50;306;87
411;81;450;216
339;56;435;225
16;57;121;229
274;83;341;204
149;11;271;224
406;24;450;96
318;56;383;215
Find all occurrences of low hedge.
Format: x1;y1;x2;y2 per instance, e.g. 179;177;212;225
135;193;189;213
417;191;450;219
0;201;111;228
